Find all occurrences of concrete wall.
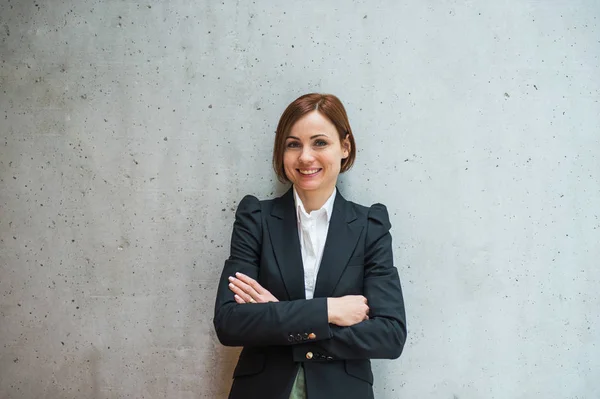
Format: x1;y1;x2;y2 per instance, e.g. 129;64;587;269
1;1;599;398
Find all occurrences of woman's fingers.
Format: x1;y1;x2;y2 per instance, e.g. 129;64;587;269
234;294;246;304
235;272;266;294
229;282;256;303
228;273;280;303
229;275;260;298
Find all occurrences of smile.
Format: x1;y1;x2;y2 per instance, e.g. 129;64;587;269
298;169;322;176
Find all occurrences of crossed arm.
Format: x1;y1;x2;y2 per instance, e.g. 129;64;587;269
213;195;407;360
229;272;370;326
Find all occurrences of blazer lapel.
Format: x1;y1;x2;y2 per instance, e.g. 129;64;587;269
266;188;306;300
314;191;364;298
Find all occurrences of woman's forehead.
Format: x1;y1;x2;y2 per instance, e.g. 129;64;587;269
288;111;337;137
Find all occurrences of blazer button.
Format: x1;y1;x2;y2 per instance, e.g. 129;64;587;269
303;333;309;340
305;352;313;360
295;334;302;342
308;333;316;340
288;335;295;343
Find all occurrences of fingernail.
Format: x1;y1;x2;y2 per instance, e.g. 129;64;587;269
236;272;243;277
228;276;234;281
228;283;234;288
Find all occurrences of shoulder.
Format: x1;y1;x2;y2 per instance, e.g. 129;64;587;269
367;203;391;228
354;202;392;247
342;198;392;247
345;199;390;227
344;200;392;245
236;194;280;216
237;194;260;212
234;196;263;226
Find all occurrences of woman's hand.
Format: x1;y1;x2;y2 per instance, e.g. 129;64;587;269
228;272;279;304
327;295;369;327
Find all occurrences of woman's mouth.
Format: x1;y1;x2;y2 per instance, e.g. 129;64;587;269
298;168;322;177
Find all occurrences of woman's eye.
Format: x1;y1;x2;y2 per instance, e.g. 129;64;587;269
286;141;300;148
314;140;328;147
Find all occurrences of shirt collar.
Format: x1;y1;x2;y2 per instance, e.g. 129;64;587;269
293;186;337;223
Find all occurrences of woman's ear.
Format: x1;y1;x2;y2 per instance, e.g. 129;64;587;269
341;133;351;159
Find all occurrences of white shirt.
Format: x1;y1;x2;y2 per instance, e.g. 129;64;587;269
293;186;336;300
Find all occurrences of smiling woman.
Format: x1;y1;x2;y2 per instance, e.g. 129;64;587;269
283;110;350;213
213;93;407;399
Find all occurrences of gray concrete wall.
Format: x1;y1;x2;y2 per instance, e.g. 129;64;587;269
1;1;599;398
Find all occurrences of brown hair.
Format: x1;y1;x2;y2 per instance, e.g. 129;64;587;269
272;93;357;183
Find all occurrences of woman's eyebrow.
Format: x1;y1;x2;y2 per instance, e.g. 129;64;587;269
286;134;328;140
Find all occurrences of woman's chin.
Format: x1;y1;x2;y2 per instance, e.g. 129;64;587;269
294;178;335;194
294;180;321;192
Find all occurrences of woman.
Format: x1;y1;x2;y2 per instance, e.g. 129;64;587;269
213;93;407;399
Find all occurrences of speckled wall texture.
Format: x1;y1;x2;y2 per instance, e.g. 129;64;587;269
1;0;599;398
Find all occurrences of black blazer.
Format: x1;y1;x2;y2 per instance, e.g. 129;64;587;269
214;188;407;399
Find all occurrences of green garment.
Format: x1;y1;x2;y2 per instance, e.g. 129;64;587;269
289;364;306;399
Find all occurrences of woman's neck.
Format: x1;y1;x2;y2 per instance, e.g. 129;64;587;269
295;185;335;213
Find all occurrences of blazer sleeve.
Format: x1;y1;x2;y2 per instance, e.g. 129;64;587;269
291;203;407;361
213;195;332;347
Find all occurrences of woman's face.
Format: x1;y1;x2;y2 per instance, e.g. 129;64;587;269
283;110;350;198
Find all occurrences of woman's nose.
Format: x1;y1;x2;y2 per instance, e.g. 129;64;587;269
299;148;314;162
